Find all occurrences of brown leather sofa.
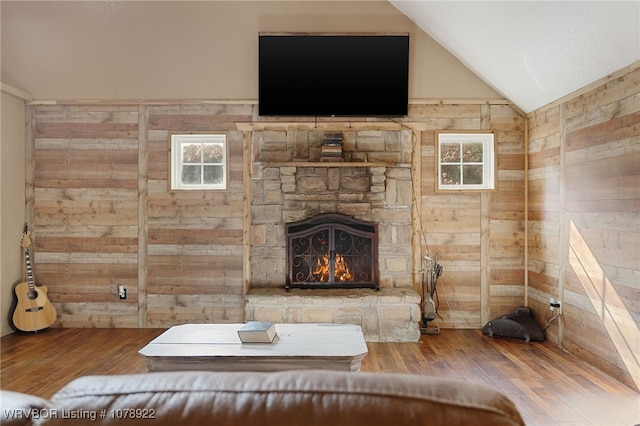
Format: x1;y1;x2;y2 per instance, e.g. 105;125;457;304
1;370;525;425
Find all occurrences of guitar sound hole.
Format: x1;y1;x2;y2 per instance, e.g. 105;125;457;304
27;291;38;300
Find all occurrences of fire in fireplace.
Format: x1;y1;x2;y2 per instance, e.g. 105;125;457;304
313;252;353;282
286;213;379;290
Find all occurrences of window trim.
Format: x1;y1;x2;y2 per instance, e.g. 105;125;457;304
435;131;496;192
170;133;229;191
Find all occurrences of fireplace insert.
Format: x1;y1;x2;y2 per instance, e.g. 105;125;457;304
286;213;379;290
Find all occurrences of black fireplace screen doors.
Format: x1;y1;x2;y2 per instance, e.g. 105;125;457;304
286;213;379;290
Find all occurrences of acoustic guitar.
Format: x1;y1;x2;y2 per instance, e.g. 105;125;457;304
12;224;57;332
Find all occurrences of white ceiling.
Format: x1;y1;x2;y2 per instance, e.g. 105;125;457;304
390;1;640;113
2;1;639;113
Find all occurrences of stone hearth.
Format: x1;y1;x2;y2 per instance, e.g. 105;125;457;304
245;288;421;342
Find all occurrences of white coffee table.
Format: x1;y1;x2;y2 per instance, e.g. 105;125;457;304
139;323;368;372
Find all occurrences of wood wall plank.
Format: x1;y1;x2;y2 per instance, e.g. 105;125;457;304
27;101;526;356
143;105;249;326
27;104;252;328
527;65;640;391
419;105;525;327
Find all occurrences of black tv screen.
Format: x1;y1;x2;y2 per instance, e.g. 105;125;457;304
259;34;409;117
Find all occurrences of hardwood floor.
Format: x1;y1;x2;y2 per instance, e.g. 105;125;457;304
1;328;638;426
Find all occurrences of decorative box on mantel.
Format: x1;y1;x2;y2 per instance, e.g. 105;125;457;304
320;132;343;162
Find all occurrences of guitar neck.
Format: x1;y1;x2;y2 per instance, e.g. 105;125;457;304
24;248;36;291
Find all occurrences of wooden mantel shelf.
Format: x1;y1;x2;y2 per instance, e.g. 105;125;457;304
260;161;411;168
237;121;413;131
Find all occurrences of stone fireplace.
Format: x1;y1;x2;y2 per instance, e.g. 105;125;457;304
286;213;379;290
246;127;421;341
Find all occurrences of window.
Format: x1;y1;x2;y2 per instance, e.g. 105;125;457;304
436;132;496;191
171;134;227;190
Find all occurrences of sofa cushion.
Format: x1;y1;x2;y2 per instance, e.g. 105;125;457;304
0;390;52;426
40;370;524;425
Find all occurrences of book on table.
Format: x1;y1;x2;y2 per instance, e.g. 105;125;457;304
237;321;277;343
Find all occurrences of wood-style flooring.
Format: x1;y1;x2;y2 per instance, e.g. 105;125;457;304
1;328;638;426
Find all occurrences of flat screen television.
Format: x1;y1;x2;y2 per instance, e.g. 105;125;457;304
258;34;409;117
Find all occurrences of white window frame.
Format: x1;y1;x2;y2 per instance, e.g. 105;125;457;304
170;133;228;190
436;132;496;191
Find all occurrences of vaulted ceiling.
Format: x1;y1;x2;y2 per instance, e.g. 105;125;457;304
2;1;638;114
391;1;640;112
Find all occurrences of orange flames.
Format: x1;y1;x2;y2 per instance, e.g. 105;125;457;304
313;253;354;282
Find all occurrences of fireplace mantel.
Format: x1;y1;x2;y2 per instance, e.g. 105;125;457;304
259;161;411;168
236;121;414;132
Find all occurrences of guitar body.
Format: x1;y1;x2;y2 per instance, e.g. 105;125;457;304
13;281;57;332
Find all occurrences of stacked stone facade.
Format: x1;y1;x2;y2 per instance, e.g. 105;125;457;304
248;128;420;341
250;129;414;289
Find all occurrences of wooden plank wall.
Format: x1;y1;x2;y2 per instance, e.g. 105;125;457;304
30;106;141;327
143;105;251;326
27;102;524;331
527;65;640;391
23;76;636;389
417;104;526;328
28;104;251;327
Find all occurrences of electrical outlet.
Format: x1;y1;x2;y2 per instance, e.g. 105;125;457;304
549;297;561;313
118;285;127;300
